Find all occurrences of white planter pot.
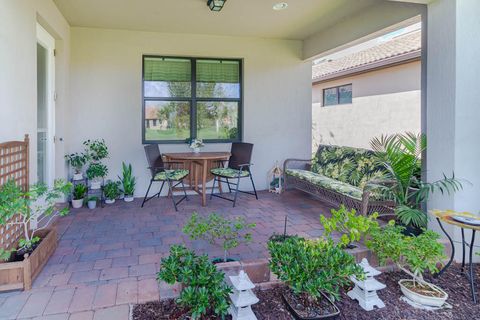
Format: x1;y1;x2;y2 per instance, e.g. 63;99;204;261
399;279;448;307
105;199;115;204
124;195;134;202
87;200;97;210
73;173;83;181
192;147;200;153
72;198;84;209
90;180;102;190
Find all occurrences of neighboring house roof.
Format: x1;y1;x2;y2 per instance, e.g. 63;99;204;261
145;106;158;120
312;30;421;83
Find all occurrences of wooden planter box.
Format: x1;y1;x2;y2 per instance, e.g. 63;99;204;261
0;228;57;292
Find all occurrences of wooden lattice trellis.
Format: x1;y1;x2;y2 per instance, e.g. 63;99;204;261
0;135;29;252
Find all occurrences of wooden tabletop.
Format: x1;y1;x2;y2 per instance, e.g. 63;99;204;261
430;209;480;231
163;152;230;160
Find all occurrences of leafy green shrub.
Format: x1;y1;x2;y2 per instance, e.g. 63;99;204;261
320;205;379;248
86;163;108;180
118;162;136;196
64;152;87;174
0;248;15;262
183;212;255;262
103;181;121;200
268;236;364;301
157;245;232;319
367;221;446;286
72;184;87;200
83;139;109;162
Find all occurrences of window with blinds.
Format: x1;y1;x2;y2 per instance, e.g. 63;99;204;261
142;56;242;143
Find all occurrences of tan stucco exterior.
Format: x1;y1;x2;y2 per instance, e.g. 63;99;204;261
312;60;421;151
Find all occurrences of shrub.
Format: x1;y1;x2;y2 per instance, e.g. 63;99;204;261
64;152;87;174
183;212;255;262
72;184;87;200
83;139;109;162
103;181;121;200
367;221;446;286
86;163;108;180
320;205;379;248
157;245;232;319
268;236;364;302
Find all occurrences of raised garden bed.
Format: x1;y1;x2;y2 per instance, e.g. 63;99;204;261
0;228;57;292
134;263;480;320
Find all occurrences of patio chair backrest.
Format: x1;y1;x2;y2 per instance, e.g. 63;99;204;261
144;144;165;176
228;142;253;171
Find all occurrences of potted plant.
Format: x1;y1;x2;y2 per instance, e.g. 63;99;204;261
103;181;120;204
72;183;87;209
86;163;108;189
64;152;87;180
183;212;255;263
367;221;448;307
83;139;108;162
0;179;71;260
187;138;204;153
157;245;232;319
320;205;379;249
268;236;364;319
370;132;462;233
87;196;98;209
119;162;136;202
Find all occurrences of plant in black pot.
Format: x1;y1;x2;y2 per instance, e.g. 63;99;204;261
268;236;364;319
157;245;232;319
370;132;462;234
183;212;255;263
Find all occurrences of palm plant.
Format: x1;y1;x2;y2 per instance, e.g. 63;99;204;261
370;132;462;228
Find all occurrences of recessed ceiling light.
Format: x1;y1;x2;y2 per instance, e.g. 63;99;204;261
273;2;288;11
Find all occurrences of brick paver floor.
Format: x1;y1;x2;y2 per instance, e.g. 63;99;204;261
0;190;333;319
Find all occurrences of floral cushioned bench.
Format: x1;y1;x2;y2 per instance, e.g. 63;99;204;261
284;145;395;216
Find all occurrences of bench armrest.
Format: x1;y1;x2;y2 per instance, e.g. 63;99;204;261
284;158;312;171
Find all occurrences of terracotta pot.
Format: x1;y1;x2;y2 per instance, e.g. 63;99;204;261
399;279;448;307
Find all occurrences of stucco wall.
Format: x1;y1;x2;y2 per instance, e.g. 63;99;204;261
0;0;70;183
68;27;312;196
311;61;421;151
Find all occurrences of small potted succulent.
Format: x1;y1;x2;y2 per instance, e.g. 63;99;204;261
268;236;364;319
103;181;120;204
72;183;87;209
367;221;448;307
64;152;87;181
119;162;136;202
87;196;98;209
188;138;204;153
86;163;108;189
183;212;255;263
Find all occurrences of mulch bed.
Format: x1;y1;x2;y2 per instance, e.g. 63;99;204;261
133;263;480;320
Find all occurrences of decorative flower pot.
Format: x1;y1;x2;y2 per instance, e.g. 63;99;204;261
282;290;340;320
193;147;200;153
90;180;102;190
87;200;97;209
73;173;83;181
72;198;84;209
105;199;115;204
399;279;448;307
124;195;134;202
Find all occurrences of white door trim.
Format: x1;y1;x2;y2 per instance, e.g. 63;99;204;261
36;23;55;187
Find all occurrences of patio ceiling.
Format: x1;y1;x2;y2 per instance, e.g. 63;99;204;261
52;0;380;40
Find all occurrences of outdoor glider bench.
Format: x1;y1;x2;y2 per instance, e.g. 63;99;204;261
284;144;395;216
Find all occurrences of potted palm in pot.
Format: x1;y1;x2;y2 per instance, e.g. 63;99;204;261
119;162;136;202
367;221;448;307
64;152;87;181
370;132;462;233
268;236;364;319
72;183;87;209
103;181;120;204
86;163;108;190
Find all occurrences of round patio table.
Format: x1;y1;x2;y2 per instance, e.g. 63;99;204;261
163;152;230;207
430;209;480;303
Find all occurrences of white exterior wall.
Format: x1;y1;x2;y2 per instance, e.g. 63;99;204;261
0;0;70;183
312;61;421;150
68;27;312;196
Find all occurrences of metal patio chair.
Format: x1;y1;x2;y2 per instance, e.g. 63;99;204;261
141;145;189;211
210;142;258;207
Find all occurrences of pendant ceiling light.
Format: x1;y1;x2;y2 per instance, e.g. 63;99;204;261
207;0;227;11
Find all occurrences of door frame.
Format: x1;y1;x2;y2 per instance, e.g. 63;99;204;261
36;23;55;187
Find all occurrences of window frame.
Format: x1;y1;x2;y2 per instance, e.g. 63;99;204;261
322;83;352;107
142;55;243;144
